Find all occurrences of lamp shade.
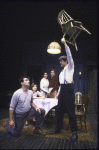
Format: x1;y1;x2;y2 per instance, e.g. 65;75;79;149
47;42;61;54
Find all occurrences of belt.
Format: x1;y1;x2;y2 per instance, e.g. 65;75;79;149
61;83;73;85
60;84;73;87
61;84;74;89
43;86;48;88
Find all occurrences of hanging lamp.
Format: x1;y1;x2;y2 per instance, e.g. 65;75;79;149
47;41;61;54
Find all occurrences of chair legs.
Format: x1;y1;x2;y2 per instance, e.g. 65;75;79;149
81;115;87;133
46;108;56;119
66;115;87;133
67;123;70;130
80;116;82;129
76;115;87;133
84;115;87;133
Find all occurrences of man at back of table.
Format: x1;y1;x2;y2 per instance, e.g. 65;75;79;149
7;77;45;136
49;69;58;98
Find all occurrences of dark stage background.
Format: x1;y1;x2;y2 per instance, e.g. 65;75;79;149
0;2;97;113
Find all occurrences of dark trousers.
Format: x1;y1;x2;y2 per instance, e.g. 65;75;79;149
56;84;78;132
7;108;45;136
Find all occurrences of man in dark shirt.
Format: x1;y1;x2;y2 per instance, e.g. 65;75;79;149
49;69;58;98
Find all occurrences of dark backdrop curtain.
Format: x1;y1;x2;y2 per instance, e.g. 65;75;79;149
87;66;98;113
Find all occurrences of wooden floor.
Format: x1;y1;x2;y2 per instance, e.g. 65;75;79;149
0;109;98;149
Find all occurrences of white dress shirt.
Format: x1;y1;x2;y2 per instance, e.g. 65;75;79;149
58;46;74;93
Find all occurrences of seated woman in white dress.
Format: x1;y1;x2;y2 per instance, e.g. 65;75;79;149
40;72;50;98
31;83;45;99
31;83;45;122
25;83;45;126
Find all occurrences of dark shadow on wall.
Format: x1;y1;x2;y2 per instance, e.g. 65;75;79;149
87;65;98;114
27;65;42;91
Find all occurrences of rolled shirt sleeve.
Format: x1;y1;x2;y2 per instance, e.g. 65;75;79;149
9;92;19;111
65;46;74;70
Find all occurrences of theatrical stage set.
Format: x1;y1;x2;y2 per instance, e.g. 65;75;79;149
0;9;97;149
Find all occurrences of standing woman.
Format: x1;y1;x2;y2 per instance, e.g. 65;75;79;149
40;72;50;98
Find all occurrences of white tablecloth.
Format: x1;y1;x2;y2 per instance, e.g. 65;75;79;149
33;98;58;116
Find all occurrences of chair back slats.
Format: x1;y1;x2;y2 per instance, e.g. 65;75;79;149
57;9;91;50
81;94;90;114
82;94;90;105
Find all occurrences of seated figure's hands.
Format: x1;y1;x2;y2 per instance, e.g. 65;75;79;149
9;120;15;129
36;108;41;114
47;91;50;94
55;92;59;99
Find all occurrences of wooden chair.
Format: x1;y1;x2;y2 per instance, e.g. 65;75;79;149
75;94;90;132
57;9;91;50
67;94;90;132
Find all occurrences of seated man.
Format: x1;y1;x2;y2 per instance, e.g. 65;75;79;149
7;77;45;136
49;69;58;98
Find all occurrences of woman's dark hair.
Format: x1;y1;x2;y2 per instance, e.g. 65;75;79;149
31;83;38;90
44;72;48;75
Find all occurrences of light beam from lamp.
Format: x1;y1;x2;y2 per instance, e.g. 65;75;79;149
47;41;61;54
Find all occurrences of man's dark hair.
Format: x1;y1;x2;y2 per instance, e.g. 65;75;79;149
51;69;56;74
19;77;28;84
58;55;68;63
62;59;68;63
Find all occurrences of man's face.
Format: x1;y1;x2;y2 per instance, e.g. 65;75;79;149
44;73;48;79
21;78;30;87
59;59;67;67
50;71;55;77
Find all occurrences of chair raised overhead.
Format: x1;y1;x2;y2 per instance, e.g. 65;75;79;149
57;9;91;50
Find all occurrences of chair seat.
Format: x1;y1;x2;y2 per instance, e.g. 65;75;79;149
75;110;84;116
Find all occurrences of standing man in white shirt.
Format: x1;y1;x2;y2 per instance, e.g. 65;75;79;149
49;38;78;142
